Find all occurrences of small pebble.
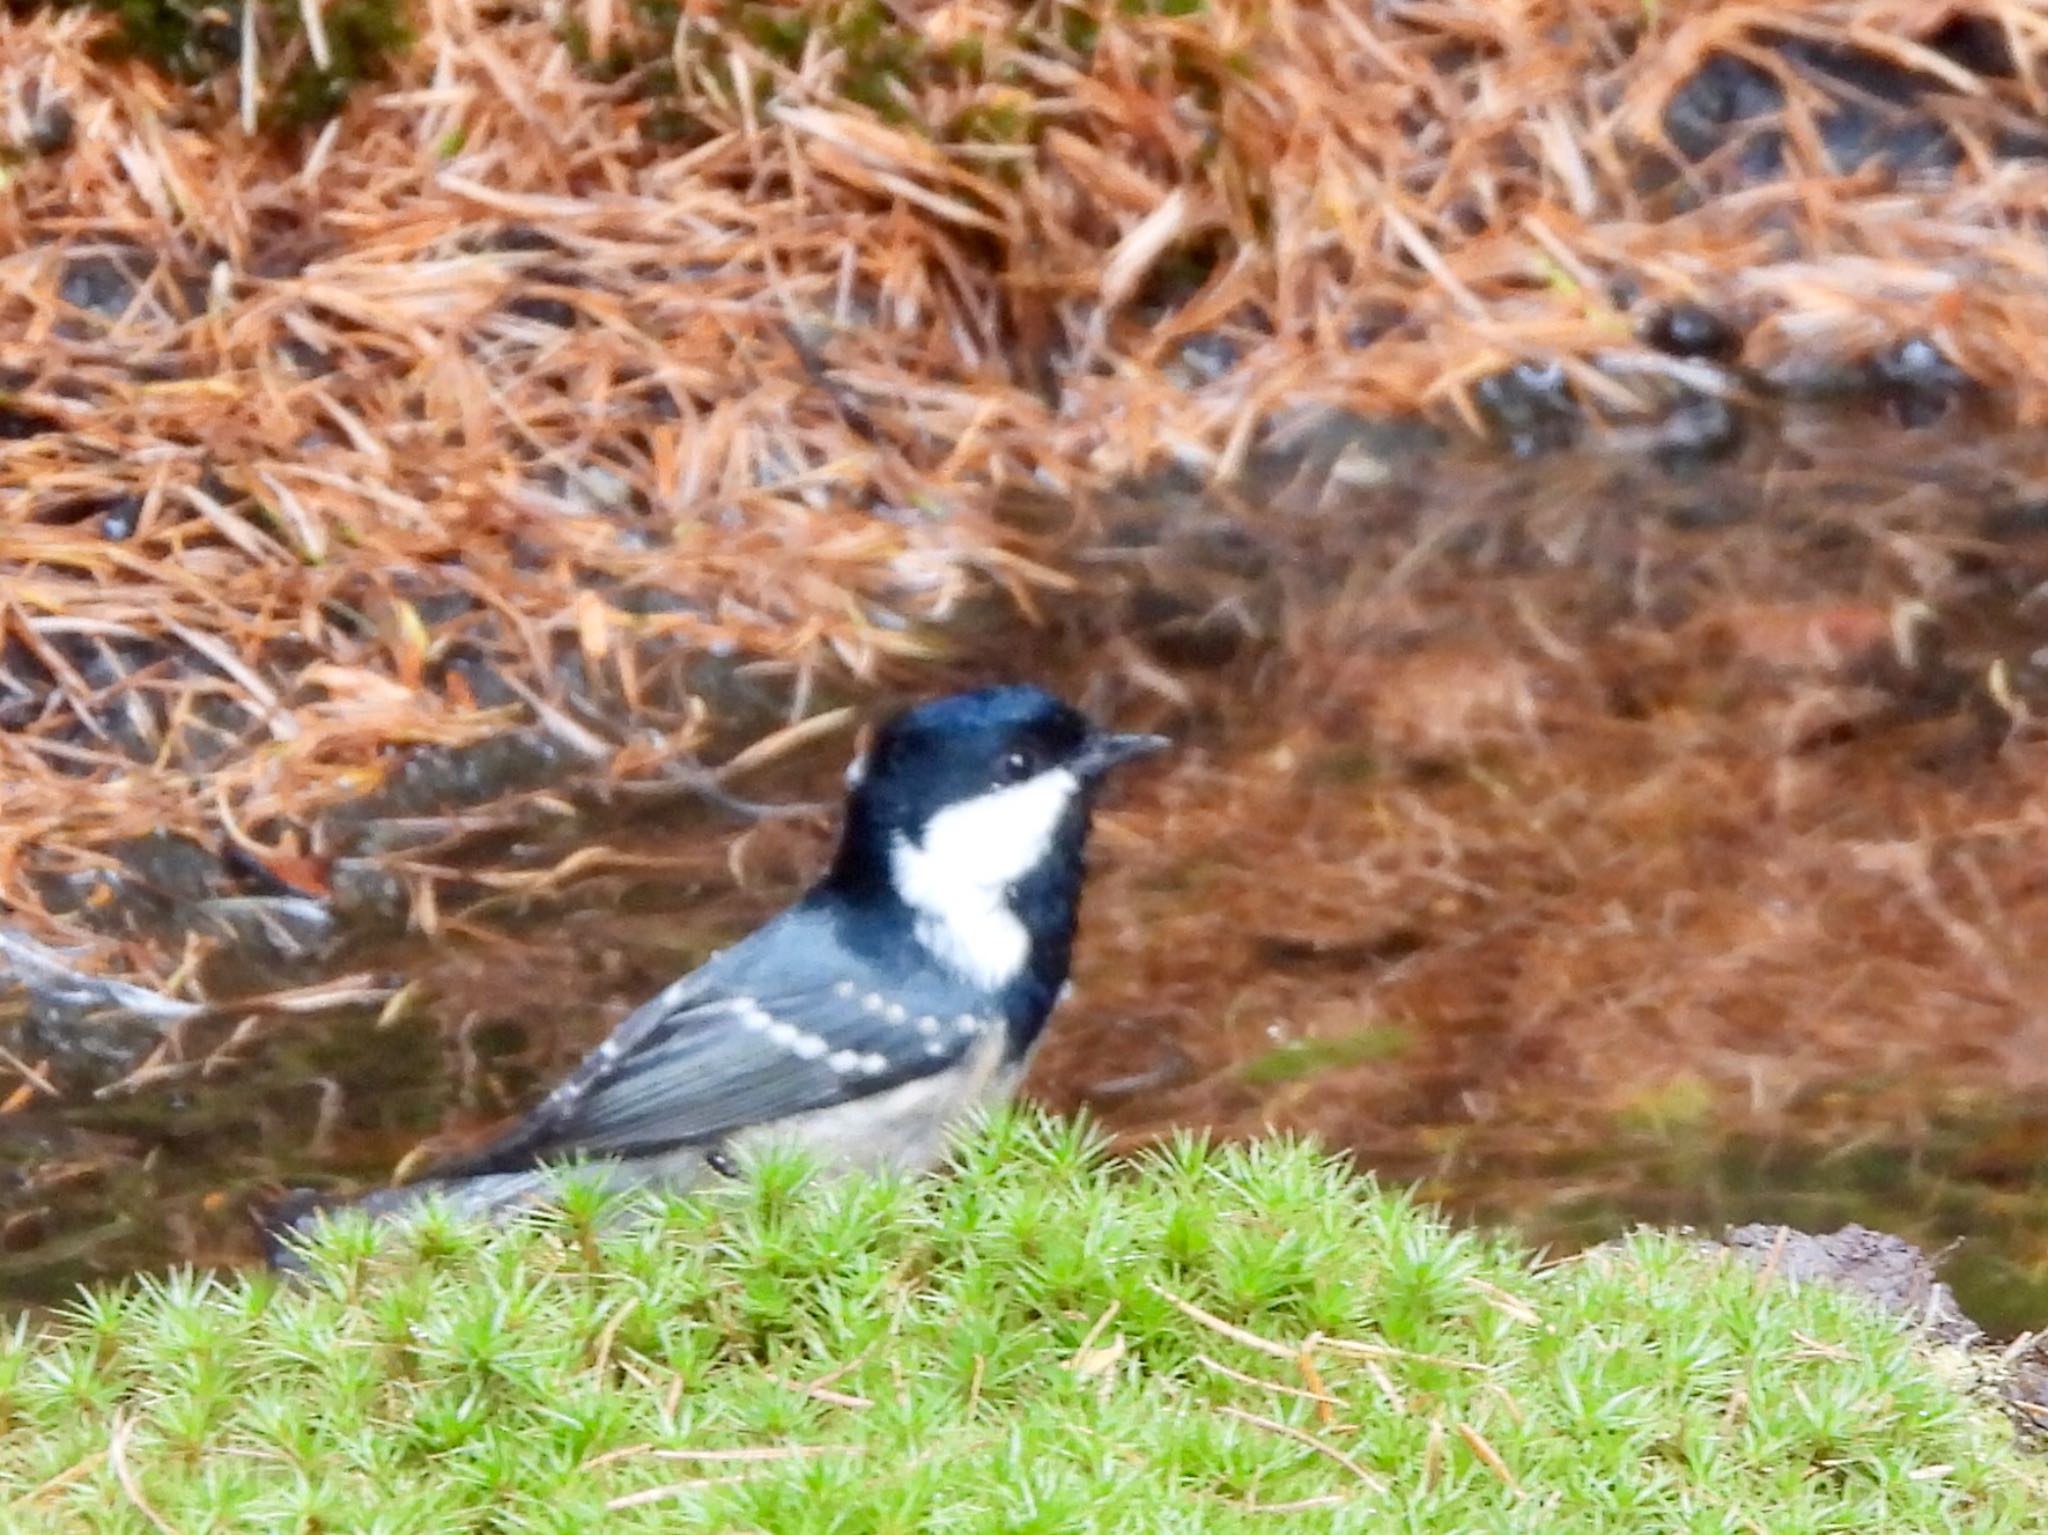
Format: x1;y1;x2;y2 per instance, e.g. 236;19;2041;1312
1641;301;1742;363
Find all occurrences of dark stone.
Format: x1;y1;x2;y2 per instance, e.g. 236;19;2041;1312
12;991;173;1084
439;650;525;710
27;98;73;156
101;495;143;541
1343;301;1406;350
1168;332;1240;385
1640;302;1742;363
1645;32;2046;208
185;896;340;967
488;224;567;255
1661;50;1787;177
1660;492;1753;532
319;731;580;839
276;338;335;377
112;831;232;904
1718;1222;1981;1349
244;211;338;280
1979;497;2048;542
1873;337;1971;395
1651;395;1747;474
2009;1337;2048;1442
58;249;148;318
1872;338;1975;428
1472;361;1579;457
1925;14;2016;78
505;294;580;329
403;587;479;627
0;402;60;439
325;859;410;927
1253;925;1429;970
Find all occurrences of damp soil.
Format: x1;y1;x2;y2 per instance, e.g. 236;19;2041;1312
9;403;2048;1337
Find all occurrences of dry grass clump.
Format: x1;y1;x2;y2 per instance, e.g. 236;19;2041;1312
6;0;2048;966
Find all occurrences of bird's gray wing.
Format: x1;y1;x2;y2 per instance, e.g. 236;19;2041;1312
434;915;994;1175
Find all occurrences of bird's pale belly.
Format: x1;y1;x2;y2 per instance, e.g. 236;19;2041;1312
724;1018;1018;1176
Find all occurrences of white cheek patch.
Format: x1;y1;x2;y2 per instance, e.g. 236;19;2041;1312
890;768;1079;989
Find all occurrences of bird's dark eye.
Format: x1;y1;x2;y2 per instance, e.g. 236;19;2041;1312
995;747;1038;785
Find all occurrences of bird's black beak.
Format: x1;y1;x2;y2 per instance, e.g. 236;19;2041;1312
1072;729;1172;780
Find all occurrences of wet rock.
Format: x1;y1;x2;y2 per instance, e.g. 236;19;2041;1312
2008;1336;2048;1442
243;209;338;281
1758;354;1882;401
100;495;143;540
1472;361;1579;458
186;897;340;967
114;831;236;906
1343;301;1408;351
438;649;527;710
1658;489;1756;532
321;730;579;836
0;926;198;1085
55;245;210;333
26;96;74;157
1645;34;2047;208
402;586;481;628
1659;51;1788;185
1873;338;1975;427
0;400;61;439
1978;494;2048;543
1718;1222;1982;1349
1161;332;1240;389
1650;394;1747;473
276;337;336;377
58;248;151;318
555;463;642;517
1245;405;1445;499
504;292;581;329
325;859;410;928
26;835;338;960
1640;302;1743;364
485;224;568;256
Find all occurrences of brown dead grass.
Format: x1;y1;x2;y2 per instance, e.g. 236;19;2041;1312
1041;414;2048;1182
7;0;2048;978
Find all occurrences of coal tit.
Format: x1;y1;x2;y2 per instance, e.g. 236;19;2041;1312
268;685;1167;1254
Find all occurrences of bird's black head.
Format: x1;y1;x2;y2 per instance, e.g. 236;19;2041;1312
820;686;1168;1037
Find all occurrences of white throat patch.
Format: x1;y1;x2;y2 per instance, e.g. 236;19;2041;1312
889;768;1080;989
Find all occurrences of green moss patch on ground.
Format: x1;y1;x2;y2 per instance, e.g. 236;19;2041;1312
3;1113;2041;1532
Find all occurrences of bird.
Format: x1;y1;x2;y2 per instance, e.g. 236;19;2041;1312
264;684;1168;1261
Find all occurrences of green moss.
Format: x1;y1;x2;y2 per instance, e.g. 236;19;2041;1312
952;95;1028;139
32;0;411;126
1241;1023;1414;1084
268;0;411;125
588;0;943;129
1;1109;2041;1532
576;0;1245;165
